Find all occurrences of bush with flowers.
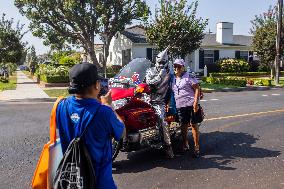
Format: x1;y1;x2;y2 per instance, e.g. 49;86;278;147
217;58;250;73
36;64;70;83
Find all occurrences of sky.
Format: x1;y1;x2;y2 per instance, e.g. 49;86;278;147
0;0;275;55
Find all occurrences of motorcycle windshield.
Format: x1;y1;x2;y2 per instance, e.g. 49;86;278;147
114;58;152;84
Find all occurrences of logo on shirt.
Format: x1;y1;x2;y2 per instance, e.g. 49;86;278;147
70;113;80;123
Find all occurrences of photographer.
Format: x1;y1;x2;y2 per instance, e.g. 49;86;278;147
56;62;125;189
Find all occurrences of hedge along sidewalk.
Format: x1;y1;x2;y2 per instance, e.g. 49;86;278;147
0;71;49;100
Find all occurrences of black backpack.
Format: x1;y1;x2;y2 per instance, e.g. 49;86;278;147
53;106;101;189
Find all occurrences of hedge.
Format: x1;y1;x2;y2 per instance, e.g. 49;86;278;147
203;76;272;86
209;71;284;77
40;75;69;83
202;77;247;87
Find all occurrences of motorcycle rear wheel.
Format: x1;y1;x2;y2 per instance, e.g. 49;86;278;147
112;138;122;161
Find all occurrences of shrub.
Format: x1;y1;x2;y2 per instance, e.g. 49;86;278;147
206;63;220;73
203;76;247;87
40;75;69;83
36;64;69;77
209;72;276;77
36;64;70;83
217;58;250;73
248;60;260;72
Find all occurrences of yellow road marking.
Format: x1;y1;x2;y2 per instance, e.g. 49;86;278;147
204;109;284;121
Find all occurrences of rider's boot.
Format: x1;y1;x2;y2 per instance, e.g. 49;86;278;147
165;145;174;159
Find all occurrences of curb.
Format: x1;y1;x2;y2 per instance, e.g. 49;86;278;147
202;86;284;93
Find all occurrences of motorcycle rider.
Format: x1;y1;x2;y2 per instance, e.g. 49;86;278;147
145;48;174;159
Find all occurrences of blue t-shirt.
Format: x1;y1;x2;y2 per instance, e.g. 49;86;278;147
56;96;125;189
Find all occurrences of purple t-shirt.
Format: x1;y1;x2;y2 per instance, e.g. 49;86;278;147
172;72;198;108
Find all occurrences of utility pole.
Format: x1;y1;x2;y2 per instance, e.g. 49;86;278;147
275;0;283;85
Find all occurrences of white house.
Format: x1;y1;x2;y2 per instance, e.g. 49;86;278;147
99;22;255;72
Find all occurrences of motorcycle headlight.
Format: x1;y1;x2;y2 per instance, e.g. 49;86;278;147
112;98;128;110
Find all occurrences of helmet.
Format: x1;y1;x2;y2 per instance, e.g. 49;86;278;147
156;48;169;65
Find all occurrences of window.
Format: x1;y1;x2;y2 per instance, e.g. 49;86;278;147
146;48;153;61
240;51;248;61
204;50;214;65
152;49;159;62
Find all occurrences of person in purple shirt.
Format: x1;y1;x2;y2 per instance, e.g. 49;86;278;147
172;59;201;158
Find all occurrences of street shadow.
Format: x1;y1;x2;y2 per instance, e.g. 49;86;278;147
113;131;281;174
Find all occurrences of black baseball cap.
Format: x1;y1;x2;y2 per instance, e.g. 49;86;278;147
69;62;103;93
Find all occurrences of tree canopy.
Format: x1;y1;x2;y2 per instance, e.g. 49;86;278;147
0;14;26;64
145;0;208;58
15;0;149;69
250;6;284;72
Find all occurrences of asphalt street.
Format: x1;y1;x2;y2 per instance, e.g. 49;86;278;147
0;89;284;189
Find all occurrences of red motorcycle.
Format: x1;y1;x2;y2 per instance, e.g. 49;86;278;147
109;58;181;161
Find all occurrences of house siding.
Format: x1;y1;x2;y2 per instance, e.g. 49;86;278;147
107;32;133;66
219;49;235;59
132;46;147;59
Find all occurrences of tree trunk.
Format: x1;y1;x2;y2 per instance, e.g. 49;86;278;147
102;37;111;77
271;61;275;79
87;44;101;69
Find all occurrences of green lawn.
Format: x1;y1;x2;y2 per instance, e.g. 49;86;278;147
200;82;240;90
44;89;69;98
0;75;17;91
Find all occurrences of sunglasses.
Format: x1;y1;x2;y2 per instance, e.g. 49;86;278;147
174;65;183;69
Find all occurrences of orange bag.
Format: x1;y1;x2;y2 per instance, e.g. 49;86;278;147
31;97;64;189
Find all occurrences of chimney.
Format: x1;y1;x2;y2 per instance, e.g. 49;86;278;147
216;22;233;44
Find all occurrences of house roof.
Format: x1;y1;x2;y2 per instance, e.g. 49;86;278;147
121;25;147;43
202;34;252;47
120;26;253;47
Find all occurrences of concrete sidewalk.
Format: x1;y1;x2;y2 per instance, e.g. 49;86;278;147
0;71;49;101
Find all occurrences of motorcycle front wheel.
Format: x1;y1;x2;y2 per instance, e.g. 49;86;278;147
112;138;122;162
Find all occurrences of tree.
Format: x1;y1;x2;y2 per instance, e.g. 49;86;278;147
15;0;149;69
28;46;38;68
250;6;283;76
98;0;149;69
145;0;208;58
0;14;26;64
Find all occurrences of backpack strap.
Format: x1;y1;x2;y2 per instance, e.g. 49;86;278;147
50;96;65;144
79;105;102;138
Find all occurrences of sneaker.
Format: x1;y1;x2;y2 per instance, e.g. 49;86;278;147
165;145;174;159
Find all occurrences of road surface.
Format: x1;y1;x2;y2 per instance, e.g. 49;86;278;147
0;89;283;189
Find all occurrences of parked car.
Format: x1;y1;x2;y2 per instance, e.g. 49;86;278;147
19;65;29;71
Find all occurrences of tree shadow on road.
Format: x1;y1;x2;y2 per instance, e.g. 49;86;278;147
113;131;281;174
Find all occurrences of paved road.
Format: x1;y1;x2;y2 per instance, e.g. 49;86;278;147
0;89;284;189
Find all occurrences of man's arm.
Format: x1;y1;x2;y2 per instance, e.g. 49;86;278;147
101;91;125;141
146;68;165;85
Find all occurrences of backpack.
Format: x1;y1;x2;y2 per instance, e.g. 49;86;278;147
53;105;101;189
